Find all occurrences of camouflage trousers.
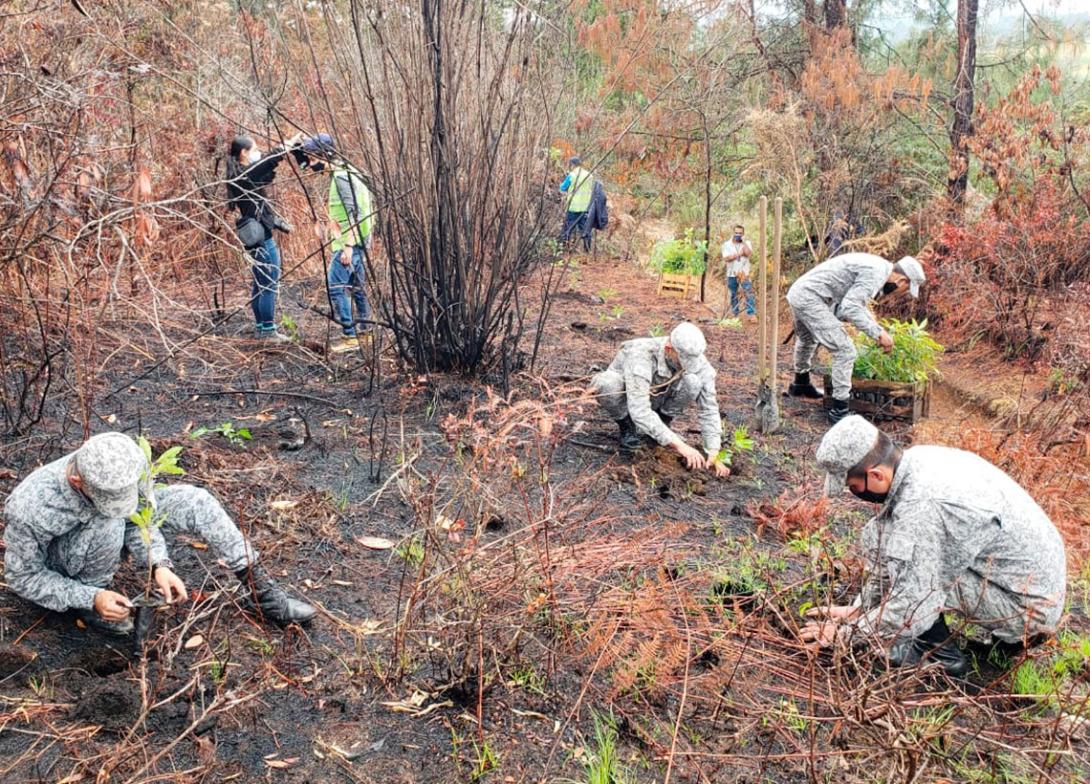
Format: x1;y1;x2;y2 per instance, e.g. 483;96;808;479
49;485;257;592
591;370;702;423
949;572;1064;644
788;292;856;401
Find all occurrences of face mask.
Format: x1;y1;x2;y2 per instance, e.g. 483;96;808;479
880;281;899;297
733;235;743;242
247;148;262;165
850;472;888;504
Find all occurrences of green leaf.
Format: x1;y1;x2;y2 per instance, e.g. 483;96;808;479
137;435;153;465
236;428;252;440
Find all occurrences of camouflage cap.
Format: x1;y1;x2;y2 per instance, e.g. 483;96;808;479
669;322;707;373
896;256;926;298
815;415;879;496
74;432;146;518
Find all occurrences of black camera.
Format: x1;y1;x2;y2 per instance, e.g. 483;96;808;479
292;133;336;173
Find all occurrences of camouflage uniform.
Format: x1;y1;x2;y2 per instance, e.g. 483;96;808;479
3;454;257;613
590;336;722;455
785;253;891;401
817;418;1067;645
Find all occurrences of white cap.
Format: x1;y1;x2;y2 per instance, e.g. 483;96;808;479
668;322;707;372
815;415;880;496
896;256;926;298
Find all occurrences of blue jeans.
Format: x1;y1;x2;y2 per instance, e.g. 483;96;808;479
728;276;755;316
328;246;371;336
250;237;281;332
560;210;590;250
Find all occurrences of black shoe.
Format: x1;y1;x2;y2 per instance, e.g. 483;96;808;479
888;637;969;678
616;416;642;451
788;372;823;399
236;565;317;626
826;398;850;424
76;609;134;636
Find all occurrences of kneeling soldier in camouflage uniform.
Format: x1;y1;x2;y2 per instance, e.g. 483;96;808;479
590;322;729;478
785;253;926;423
3;432;316;635
800;416;1067;677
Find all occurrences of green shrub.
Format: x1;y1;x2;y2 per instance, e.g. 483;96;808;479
650;229;707;276
853;318;943;383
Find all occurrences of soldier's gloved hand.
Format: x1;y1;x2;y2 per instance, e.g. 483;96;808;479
154;566;189;605
877;330;894;353
93;590;134;622
674;441;707;471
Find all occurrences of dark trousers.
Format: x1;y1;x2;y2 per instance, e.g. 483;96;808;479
560;211;590;251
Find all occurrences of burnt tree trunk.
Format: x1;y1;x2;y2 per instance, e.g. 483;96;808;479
949;0;978;203
700;113;712;304
823;0;847;30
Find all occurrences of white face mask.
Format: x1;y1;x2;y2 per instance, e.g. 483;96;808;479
247;148;262;165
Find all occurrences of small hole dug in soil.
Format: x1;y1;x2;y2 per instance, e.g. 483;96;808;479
72;681;140;733
66;647;131;677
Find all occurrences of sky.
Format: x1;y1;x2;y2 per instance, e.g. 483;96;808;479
874;0;1090;41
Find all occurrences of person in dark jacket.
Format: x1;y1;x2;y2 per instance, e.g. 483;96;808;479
226;132;303;342
580;180;608;251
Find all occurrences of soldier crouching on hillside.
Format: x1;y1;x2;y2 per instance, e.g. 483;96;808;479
590;322;730;478
2;432;315;635
800;416;1066;677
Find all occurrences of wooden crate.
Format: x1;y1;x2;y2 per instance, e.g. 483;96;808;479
657;272;698;298
823;375;931;422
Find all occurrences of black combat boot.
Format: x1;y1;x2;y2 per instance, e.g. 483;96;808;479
235;565;317;626
76;609;134;636
787;372;824;399
826;398;851;424
615;416;642;451
887;616;968;678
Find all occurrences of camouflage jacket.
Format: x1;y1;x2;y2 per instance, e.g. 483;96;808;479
3;455;169;612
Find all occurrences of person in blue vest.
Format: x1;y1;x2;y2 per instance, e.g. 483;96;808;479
559;156;594;251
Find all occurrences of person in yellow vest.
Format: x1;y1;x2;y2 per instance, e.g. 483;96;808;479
559;156;594;251
304;134;374;345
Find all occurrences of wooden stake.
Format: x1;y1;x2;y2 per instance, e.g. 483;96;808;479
757;196;768;383
771;197;782;393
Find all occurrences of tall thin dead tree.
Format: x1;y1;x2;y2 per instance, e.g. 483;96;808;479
949;0;978;203
334;1;562;379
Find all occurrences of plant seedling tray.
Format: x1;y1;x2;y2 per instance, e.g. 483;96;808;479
822;375;931;422
657;272;698;298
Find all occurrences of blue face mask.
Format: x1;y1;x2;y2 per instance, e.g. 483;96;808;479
733;234;743;242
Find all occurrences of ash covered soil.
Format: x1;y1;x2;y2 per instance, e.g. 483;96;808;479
0;256;1073;783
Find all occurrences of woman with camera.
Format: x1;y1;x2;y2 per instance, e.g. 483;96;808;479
226;131;303;341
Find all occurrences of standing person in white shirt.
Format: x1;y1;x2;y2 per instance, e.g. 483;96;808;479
721;224;755;320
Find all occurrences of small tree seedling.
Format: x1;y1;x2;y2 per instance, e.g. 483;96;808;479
130;436;185;600
854;318;943;383
191;421;252;447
